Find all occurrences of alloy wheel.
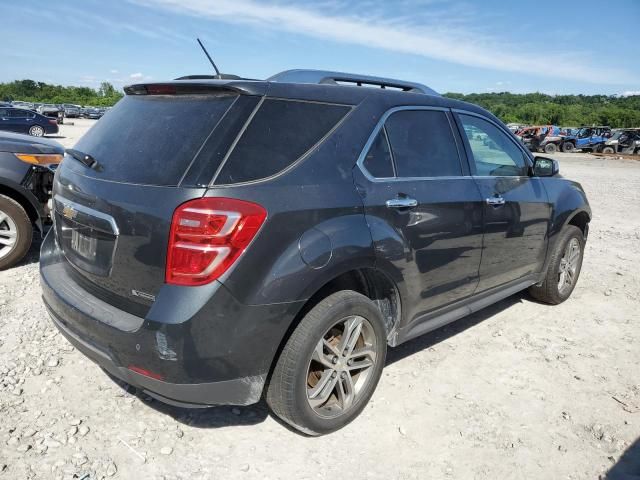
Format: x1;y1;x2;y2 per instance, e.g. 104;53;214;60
306;315;377;419
29;125;44;137
0;210;18;259
558;238;581;295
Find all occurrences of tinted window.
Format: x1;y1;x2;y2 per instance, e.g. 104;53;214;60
363;128;394;178
9;109;34;118
0;109;8;117
216;99;350;184
459;114;528;176
72;94;237;186
384;110;461;178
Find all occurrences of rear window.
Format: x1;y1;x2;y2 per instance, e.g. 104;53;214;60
214;99;350;184
72;94;237;186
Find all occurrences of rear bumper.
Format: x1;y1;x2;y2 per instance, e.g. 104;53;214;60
44;123;59;134
46;305;265;407
40;231;302;407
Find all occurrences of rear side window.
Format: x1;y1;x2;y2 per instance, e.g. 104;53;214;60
363;129;394;178
215;99;350;184
9;109;34;118
72;94;237;186
384;110;462;178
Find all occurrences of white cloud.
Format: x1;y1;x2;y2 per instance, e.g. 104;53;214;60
132;0;636;85
110;69;119;74
129;72;144;80
621;90;640;97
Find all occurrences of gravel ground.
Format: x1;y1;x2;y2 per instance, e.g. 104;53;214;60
0;120;639;479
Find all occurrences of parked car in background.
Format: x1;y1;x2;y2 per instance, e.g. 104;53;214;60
0;131;62;268
85;107;104;119
602;128;640;155
63;104;81;118
515;125;560;153
37;104;62;118
558;126;612;152
40;70;591;435
12;101;36;111
0;107;59;136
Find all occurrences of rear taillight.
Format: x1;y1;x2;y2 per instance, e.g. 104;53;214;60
48;119;57;125
166;197;267;286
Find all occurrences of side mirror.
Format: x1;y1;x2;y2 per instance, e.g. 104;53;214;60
532;156;559;177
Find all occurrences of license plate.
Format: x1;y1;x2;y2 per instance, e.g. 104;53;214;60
71;229;97;260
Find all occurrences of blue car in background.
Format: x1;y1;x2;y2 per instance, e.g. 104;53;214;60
0;107;59;137
560;126;612;152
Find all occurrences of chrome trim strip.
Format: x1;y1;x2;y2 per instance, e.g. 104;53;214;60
53;194;119;235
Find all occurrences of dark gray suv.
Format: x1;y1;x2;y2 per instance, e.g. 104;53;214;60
40;70;591;435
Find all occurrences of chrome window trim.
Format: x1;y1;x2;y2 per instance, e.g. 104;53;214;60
356;105;467;183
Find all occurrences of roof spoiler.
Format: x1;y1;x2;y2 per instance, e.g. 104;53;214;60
267;69;439;96
174;74;244;80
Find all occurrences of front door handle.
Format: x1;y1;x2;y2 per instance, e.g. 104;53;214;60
486;196;506;206
386;197;418;209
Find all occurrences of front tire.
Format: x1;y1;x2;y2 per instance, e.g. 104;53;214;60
601;146;615;154
562;142;575;153
544;143;557;154
28;125;45;137
0;194;33;270
529;225;584;304
267;291;387;435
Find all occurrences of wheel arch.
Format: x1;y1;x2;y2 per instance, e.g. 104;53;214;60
0;180;43;232
265;266;403;391
566;209;591;238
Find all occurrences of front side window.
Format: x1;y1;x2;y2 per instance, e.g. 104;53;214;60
384;110;462;178
458;114;528;177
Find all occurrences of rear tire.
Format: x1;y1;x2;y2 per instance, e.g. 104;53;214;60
0;194;33;270
544;143;557;154
562;142;575;153
267;291;387;435
528;225;584;305
601;146;615;154
28;125;44;137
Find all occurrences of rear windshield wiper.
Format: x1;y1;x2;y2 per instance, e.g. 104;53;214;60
66;149;100;170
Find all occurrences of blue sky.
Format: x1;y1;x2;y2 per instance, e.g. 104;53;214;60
2;0;639;95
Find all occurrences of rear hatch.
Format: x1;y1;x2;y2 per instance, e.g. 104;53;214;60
52;84;259;316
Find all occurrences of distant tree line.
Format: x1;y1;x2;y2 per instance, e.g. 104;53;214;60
0;79;123;107
2;80;639;127
444;92;640;128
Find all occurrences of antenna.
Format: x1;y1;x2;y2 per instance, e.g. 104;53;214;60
197;38;221;77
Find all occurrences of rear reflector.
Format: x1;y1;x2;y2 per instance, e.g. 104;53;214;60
128;365;164;381
166;197;267;286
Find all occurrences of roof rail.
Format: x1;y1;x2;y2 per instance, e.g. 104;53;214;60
267;69;439;96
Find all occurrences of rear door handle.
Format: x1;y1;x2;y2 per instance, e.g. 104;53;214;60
486;196;506;206
386;197;418;209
